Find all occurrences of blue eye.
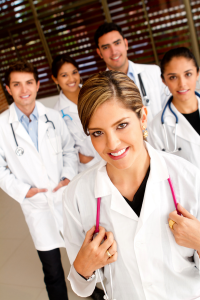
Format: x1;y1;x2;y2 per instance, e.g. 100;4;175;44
118;123;128;129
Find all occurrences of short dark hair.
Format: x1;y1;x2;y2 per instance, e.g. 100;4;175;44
5;60;38;86
94;22;124;48
51;54;79;78
161;47;199;79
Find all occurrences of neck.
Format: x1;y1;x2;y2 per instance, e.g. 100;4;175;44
107;58;129;75
172;93;198;114
63;87;80;105
15;102;35;118
106;144;150;189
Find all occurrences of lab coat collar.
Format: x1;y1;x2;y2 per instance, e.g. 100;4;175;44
58;88;82;113
94;143;169;221
162;95;200;145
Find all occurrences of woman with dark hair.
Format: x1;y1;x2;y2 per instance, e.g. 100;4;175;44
148;47;200;168
62;71;200;300
52;54;100;173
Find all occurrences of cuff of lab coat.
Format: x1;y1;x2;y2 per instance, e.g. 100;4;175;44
68;264;96;297
194;250;200;272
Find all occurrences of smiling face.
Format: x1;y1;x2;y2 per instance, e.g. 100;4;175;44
162;57;199;104
6;72;39;113
52;62;80;94
88;98;147;171
96;31;129;73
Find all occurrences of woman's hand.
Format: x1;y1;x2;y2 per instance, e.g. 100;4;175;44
169;203;200;257
74;226;118;278
79;152;94;164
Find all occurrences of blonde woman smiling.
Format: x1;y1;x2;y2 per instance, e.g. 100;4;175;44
63;71;200;300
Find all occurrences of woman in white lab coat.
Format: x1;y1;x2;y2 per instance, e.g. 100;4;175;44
52;55;101;173
63;70;200;300
148;47;200;168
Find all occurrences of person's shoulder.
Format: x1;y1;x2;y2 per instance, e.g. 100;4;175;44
148;109;163;129
0;107;10;125
63;161;101;199
160;148;200;180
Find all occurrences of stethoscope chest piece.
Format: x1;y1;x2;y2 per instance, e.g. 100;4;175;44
15;146;24;156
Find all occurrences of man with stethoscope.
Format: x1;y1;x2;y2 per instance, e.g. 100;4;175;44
94;22;168;124
0;61;78;300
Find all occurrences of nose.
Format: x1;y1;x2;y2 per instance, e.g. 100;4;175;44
178;76;187;88
68;74;74;83
110;45;117;56
21;84;28;94
106;132;121;151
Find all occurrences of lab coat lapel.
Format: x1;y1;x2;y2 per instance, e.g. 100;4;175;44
136;143;169;234
94;160;138;221
36;102;52;152
130;61;145;92
9;103;37;149
164;98;200;146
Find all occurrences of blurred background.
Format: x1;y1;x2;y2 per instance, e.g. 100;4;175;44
0;0;200;111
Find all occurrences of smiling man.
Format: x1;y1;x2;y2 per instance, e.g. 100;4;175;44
0;61;78;300
94;22;168;123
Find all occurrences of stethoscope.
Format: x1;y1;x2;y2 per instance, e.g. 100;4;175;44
11;114;62;156
61;109;86;142
94;176;180;300
138;73;150;106
161;91;200;153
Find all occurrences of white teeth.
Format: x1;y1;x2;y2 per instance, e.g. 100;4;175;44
110;148;126;156
68;83;76;87
178;90;187;93
21;95;29;98
112;56;120;60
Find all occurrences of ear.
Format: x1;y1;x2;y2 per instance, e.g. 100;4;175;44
140;106;148;129
51;75;59;85
6;85;12;96
124;38;128;51
96;48;103;59
36;80;40;92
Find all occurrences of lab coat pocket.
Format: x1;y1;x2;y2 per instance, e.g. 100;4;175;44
25;193;48;210
166;224;195;272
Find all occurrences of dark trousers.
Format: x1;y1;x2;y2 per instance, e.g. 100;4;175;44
37;248;68;300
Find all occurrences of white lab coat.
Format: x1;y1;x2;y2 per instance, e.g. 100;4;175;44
0;102;78;250
54;91;101;173
63;142;200;300
148;94;200;169
107;60;168;124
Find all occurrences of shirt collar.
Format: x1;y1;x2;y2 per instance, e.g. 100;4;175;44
14;103;38;123
94;142;169;199
127;60;136;82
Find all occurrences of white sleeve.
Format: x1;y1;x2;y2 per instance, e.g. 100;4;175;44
59;116;78;180
194;251;200;273
0;138;31;204
62;186;98;297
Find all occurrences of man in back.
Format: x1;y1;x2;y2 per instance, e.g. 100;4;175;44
0;61;78;300
94;22;168;123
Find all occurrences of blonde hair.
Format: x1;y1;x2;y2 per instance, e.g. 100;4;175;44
78;70;143;135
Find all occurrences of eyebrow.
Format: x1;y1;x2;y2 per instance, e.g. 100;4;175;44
88;117;130;131
100;39;121;48
60;69;77;75
11;79;34;84
167;69;193;75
